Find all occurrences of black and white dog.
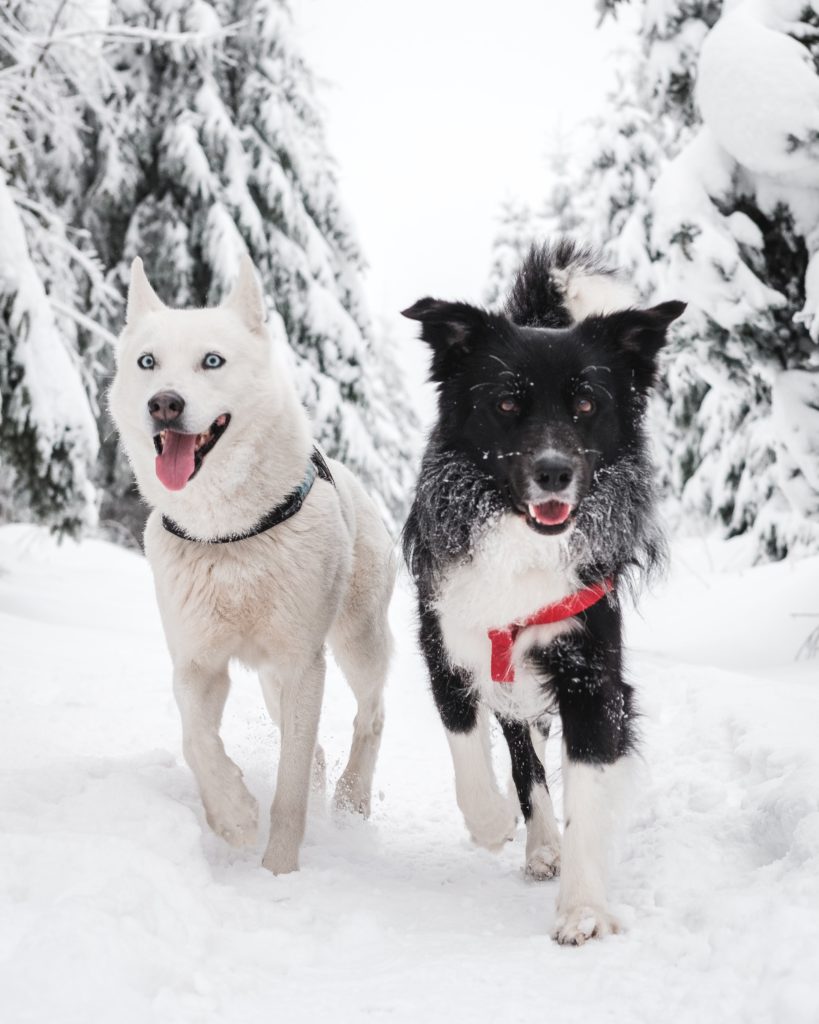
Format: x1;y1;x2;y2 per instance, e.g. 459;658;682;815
402;240;684;944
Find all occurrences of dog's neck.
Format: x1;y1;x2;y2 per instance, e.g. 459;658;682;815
137;385;315;542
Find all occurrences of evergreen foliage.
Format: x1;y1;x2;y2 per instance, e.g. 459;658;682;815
489;0;819;559
1;0;418;538
0;2;111;536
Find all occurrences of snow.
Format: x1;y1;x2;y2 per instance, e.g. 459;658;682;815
650;128;786;333
1;523;818;1022
697;0;819;187
0;174;99;528
772;369;819;515
801;248;819;342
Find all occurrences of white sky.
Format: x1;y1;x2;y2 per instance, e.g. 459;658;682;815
297;0;633;405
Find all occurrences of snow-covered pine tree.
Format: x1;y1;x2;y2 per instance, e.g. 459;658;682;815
89;0;417;531
645;0;819;558
488;0;819;559
0;2;113;535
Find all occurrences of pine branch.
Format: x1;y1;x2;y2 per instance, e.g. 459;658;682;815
50;299;119;349
25;20;247;49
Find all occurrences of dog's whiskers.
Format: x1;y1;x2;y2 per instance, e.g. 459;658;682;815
487;354;516;377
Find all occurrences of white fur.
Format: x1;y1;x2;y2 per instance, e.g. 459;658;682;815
552;266;637;321
553;755;632;944
126;257;164;323
109;257;395;872
435;512;579;721
446;709;517;851
435;513;573;876
525;781;562;879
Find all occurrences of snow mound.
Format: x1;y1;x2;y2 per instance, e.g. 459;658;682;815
697;1;819;187
1;525;818;1022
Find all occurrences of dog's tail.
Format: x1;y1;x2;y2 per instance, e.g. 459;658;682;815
504;238;636;328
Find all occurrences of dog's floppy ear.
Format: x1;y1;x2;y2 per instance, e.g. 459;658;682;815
224;254;266;334
402;298;497;378
126;257;165;325
401;298;492;348
602;300;686;387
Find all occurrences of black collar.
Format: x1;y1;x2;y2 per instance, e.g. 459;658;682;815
161;446;335;544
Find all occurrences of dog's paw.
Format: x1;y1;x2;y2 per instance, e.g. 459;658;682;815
552;904;620;946
333;772;371;817
525;843;561;880
204;786;259;848
261;833;300;875
465;802;518;853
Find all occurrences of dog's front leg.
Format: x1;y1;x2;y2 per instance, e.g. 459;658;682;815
262;652;326;875
419;601;516;850
446;708;518;851
553;753;630;944
174;662;259;847
533;616;635;944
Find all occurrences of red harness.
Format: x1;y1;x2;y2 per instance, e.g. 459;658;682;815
487;579;614;684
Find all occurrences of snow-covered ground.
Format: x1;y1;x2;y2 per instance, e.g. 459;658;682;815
1;523;817;1023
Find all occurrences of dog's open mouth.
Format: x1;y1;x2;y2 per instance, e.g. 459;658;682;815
524;500;573;534
153;414;230;491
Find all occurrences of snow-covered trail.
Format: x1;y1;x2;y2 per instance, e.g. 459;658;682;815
1;524;817;1024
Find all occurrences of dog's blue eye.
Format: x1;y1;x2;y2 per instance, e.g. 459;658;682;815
137;353;155;370
202;353;225;369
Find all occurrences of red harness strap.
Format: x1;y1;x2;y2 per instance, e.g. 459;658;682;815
487;579;614;684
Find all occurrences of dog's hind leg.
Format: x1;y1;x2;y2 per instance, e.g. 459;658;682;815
262;652;326;874
327;509;394;817
328;606;390;817
531;716;553;768
498;717;561;879
260;667;327;795
174;661;259;848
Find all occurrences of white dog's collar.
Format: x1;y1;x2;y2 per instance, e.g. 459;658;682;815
161;446;334;544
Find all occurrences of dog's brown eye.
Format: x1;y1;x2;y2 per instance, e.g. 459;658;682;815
497;397;520;415
574;395;595;416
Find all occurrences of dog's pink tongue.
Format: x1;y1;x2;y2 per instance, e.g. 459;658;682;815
531;501;571;526
155;431;197;491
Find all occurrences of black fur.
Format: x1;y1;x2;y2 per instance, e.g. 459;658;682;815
496;717;548;820
402;240;684;796
504;238;610;329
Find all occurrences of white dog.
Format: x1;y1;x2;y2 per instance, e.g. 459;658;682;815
109;255;395;874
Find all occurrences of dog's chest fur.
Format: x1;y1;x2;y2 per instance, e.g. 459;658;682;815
144;492;350;670
434;513;579;720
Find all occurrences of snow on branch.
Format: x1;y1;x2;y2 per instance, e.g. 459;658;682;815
23;20;247;50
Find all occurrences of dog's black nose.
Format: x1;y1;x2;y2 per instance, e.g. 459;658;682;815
532;457;574;492
148;390;185;424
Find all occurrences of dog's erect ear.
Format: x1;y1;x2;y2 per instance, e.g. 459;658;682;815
602;300;686;386
224;254;266;334
126;257;165;325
